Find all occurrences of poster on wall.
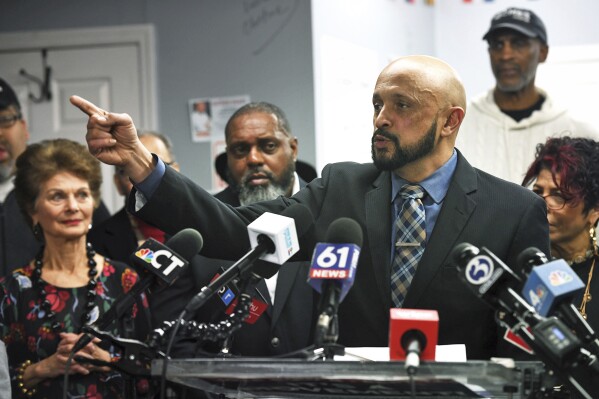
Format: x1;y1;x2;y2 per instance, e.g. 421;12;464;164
189;94;251;193
189;95;250;143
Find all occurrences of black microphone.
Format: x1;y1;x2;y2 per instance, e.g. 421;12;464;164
72;228;203;353
518;247;599;356
451;242;526;314
308;218;363;347
452;243;599;398
184;204;313;316
516;246;549;279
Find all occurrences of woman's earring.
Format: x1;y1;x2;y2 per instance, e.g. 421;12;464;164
33;223;44;241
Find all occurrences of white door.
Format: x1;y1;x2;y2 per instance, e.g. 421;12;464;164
0;25;157;214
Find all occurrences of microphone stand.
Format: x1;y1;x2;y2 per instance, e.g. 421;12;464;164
313;282;345;360
74;328;166;398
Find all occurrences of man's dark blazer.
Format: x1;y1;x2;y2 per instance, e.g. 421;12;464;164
126;177;316;357
181;177;317;356
88;207;138;263
132;152;550;360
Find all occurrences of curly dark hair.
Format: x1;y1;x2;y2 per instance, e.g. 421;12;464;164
14;138;102;228
522;136;599;213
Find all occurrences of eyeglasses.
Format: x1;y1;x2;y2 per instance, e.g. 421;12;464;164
0;112;22;129
536;193;568;210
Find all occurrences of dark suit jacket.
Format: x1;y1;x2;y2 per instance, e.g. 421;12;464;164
168;177;316;356
132;152;549;359
88;207;138;263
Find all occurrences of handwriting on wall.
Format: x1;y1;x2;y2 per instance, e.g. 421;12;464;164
242;0;299;55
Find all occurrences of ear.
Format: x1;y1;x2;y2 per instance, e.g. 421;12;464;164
538;44;549;63
289;136;299;162
588;206;599;227
441;107;465;138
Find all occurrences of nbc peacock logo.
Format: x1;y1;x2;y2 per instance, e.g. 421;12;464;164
135;248;154;263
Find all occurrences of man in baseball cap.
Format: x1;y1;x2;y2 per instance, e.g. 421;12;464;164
456;7;599;184
483;7;547;44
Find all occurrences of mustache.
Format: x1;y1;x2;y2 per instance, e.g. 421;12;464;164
241;167;274;185
372;128;398;143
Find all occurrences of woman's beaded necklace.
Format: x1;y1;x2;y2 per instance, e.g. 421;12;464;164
32;243;98;332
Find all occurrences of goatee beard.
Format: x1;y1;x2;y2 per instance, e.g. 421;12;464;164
371;120;437;171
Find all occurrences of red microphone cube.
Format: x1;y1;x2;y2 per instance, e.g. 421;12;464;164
389;308;439;361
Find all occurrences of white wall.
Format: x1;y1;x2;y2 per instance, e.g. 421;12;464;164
311;0;434;170
436;0;599;99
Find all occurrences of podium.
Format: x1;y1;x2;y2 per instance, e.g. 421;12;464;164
151;358;550;398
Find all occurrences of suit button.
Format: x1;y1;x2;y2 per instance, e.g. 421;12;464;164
270;337;280;347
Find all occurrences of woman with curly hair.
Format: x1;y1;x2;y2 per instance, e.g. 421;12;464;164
0;139;151;398
523;136;599;331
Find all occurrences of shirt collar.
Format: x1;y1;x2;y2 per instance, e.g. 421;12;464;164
291;172;300;195
391;149;458;204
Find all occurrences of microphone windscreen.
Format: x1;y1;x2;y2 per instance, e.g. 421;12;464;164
280;203;314;237
325;217;363;246
450;242;479;267
166;228;204;261
516;247;548;274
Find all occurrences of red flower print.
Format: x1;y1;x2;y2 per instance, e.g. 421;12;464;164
121;269;138;293
26;299;39;322
27;335;36;352
86;383;102;398
38;325;57;340
44;285;69;313
4;323;25;344
96;281;105;296
102;262;115;277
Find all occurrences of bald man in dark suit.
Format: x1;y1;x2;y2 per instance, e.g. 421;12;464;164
72;55;549;360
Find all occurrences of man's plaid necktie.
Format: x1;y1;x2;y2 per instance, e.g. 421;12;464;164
391;184;426;307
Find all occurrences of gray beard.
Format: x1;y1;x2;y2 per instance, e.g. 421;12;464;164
239;183;288;206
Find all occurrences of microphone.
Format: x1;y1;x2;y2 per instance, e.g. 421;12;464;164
452;243;599;398
72;228;203;353
308;217;362;347
522;258;585;317
184;204;313;316
389;308;439;375
518;248;599;356
451;242;525;313
517;247;549;277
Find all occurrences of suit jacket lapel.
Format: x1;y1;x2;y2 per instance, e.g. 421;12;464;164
404;153;478;306
365;170;393;308
254;279;273;318
270;264;302;325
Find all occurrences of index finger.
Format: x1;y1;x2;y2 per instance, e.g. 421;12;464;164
70;95;107;117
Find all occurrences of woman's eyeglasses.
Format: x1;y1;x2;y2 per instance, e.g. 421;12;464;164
536;193;567;210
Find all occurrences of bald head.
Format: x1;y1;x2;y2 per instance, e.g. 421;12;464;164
379;55;466;112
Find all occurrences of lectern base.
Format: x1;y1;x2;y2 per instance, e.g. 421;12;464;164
152;358;550;398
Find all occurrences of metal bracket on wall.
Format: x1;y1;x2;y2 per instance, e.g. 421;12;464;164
19;49;52;103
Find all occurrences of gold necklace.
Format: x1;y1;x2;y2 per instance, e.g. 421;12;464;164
579;256;595;320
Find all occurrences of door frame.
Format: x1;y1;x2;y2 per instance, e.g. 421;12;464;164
0;24;157;129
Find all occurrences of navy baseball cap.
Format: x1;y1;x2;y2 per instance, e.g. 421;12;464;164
0;78;21;110
483;7;547;45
